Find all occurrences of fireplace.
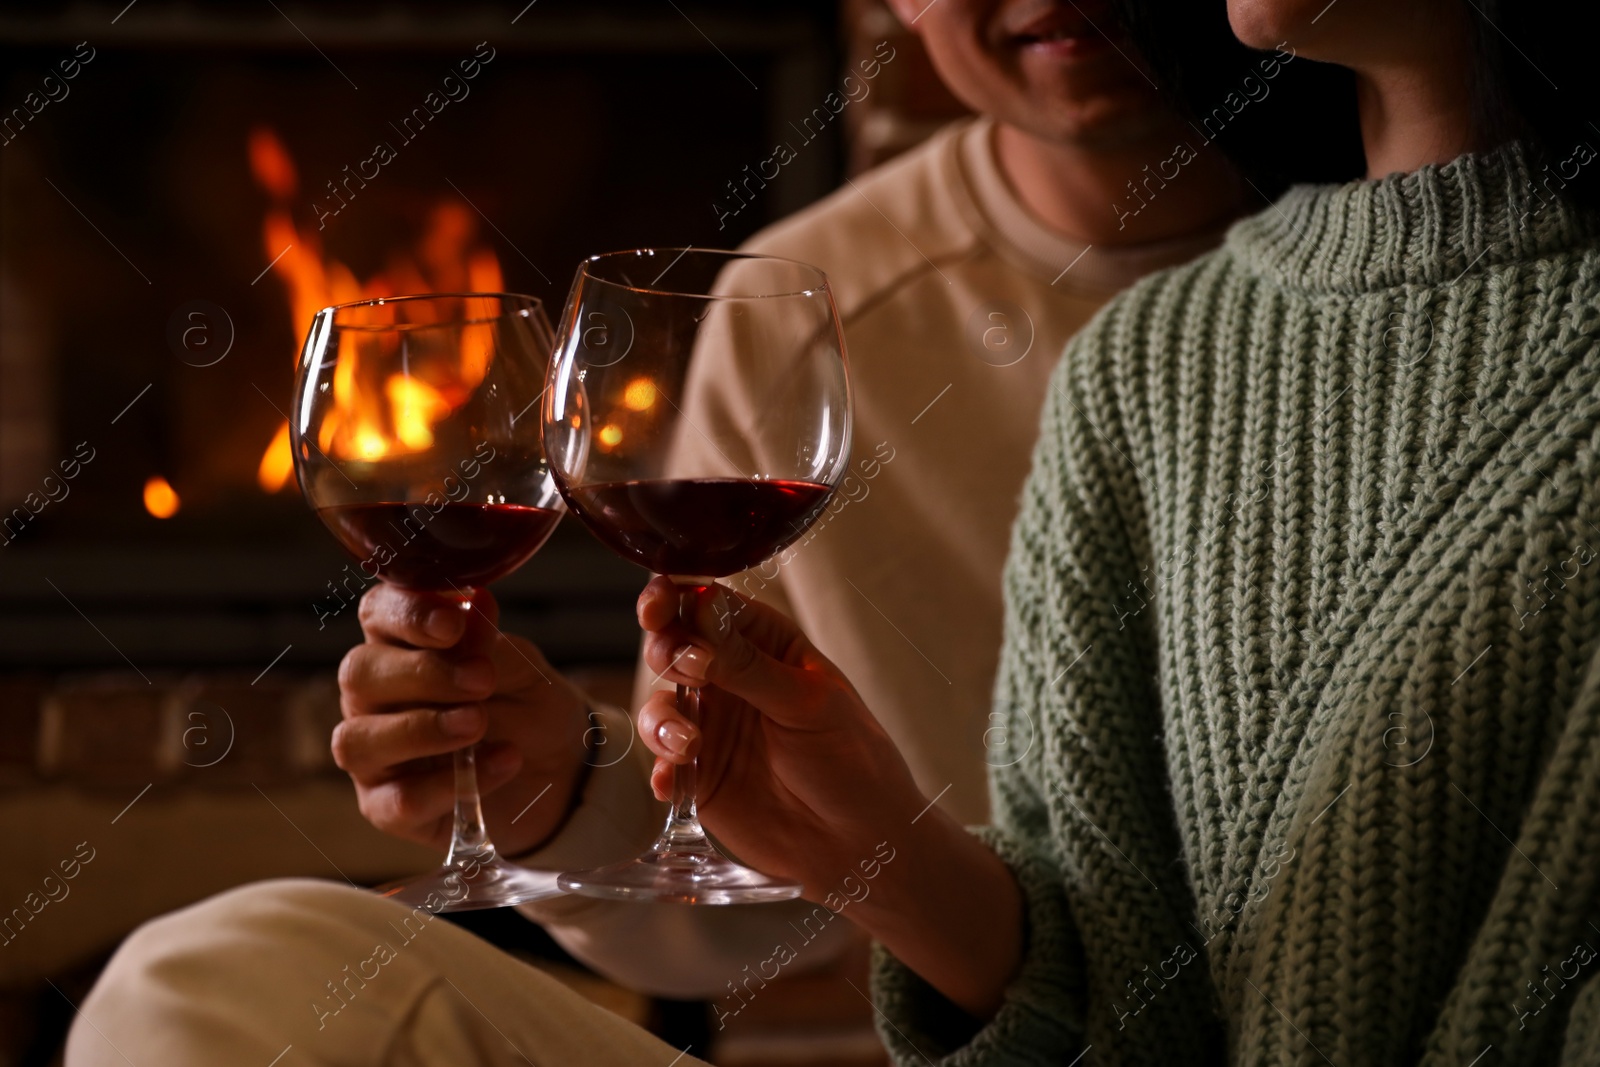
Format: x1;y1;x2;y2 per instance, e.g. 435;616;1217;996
0;0;842;686
0;8;943;1065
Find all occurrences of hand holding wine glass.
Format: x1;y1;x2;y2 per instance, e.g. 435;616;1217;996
293;291;569;910
633;577;927;891
634;577;1026;1021
332;583;590;859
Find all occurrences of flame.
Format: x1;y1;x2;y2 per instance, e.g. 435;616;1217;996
248;126;507;488
257;423;293;491
458;322;495;400
322;330;392;462
248;127;298;201
387;376;451;451
469;248;503;293
144;476;180;518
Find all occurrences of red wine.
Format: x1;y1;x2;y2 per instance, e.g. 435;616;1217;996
317;502;562;590
562;478;832;577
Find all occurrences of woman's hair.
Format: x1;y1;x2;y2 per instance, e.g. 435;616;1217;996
1469;1;1600;207
1109;0;1600;208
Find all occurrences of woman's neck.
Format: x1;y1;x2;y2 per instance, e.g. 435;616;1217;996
1342;6;1480;178
1355;65;1478;179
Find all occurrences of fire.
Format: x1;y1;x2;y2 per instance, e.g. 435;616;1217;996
386;376;451;451
248;127;507;490
143;476;180;519
257;423;293;489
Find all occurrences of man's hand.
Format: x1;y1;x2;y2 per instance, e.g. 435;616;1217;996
332;584;591;857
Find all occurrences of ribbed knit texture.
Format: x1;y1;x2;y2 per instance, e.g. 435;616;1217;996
872;144;1600;1065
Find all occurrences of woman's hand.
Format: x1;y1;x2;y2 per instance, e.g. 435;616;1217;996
635;576;1024;1019
332;584;591;856
636;577;926;894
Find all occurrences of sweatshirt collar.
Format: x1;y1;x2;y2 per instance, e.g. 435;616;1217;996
954;116;1229;292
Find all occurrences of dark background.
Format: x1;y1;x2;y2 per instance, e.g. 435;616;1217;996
0;0;843;674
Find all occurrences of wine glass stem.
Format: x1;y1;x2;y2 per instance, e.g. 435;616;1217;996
653;578;714;854
445;744;496;868
443;588;496;870
659;684;707;849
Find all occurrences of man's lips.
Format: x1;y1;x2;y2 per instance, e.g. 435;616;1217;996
1004;7;1110;54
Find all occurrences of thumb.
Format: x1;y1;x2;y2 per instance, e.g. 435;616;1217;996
458;591;552;689
490;631;558;691
449;589;504;660
463;587;502;630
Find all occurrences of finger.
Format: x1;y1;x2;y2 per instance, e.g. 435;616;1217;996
358;741;520;841
640;580;846;728
636;689;698;764
358;584;473;648
685;584;813;665
453;590;508;660
637;575;682;632
639;579;817;669
641;630;702;687
683;588;837;727
338;644;496;714
357;766;454;842
637;579;763;682
464;587;502;629
650;757;673;803
638;575;758;649
446;592;560;690
473;741;524;795
331;705;488;781
481;630;562;693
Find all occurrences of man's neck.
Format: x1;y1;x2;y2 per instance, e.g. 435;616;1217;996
993;120;1248;248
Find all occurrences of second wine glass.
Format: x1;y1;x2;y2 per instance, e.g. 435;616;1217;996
543;249;853;904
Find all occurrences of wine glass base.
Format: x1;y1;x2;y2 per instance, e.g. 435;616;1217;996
558;849;803;905
374;857;565;912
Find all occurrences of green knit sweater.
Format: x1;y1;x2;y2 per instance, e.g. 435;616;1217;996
873;144;1600;1065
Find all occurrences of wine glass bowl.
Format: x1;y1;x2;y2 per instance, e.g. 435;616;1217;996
543;249;852;904
292;292;567;911
295;292;563;543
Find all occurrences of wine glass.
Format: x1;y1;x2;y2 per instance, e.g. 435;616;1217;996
292;292;567;911
542;249;852;904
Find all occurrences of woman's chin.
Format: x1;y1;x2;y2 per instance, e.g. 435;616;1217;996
1226;0;1316;51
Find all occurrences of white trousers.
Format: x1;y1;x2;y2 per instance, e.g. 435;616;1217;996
65;878;712;1067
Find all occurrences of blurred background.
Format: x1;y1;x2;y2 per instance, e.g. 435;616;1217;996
0;1;967;1064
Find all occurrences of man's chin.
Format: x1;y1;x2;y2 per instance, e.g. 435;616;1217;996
1008;91;1171;150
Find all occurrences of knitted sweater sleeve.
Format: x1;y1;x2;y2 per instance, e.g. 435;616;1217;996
870;311;1149;1064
